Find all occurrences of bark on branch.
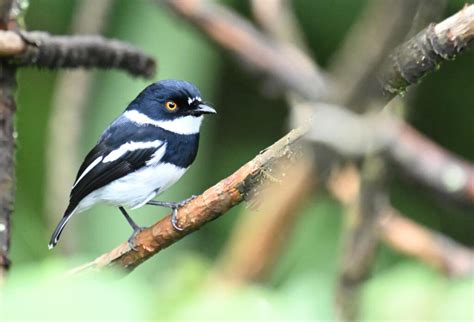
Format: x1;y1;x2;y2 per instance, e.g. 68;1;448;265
0;30;156;78
0;0;16;281
381;4;474;95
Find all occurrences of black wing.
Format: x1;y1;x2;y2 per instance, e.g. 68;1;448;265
68;117;167;211
68;144;162;212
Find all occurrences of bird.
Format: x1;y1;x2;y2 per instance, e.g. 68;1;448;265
48;79;216;249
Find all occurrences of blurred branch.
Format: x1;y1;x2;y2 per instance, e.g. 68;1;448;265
213;158;315;284
250;0;308;51
328;0;420;110
335;157;388;321
329;165;474;278
381;3;474;95
306;103;474;204
161;0;326;101
379;208;474;277
69;128;307;274
406;0;449;38
45;0;115;254
389;123;474;204
0;30;156;78
0;0;16;281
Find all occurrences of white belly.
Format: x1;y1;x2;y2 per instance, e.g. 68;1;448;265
75;163;187;213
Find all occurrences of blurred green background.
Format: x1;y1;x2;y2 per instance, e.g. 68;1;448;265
4;0;473;321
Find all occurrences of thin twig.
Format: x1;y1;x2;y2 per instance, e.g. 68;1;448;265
69;128;307;274
0;30;156;78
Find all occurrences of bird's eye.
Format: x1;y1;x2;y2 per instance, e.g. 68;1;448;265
165;101;178;111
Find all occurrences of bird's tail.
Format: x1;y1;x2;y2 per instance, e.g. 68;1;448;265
48;206;76;249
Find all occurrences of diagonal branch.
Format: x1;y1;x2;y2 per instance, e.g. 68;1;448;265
69;128;307;274
0;30;156;78
379;208;474;277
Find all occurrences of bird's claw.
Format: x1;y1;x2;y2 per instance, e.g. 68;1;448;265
170;195;197;231
171;208;184;231
127;226;145;251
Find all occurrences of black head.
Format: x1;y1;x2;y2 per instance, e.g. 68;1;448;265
126;79;216;121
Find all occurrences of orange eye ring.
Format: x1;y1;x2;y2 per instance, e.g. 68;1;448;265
165;101;178;111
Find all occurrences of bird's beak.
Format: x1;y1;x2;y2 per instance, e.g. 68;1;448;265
195;103;217;115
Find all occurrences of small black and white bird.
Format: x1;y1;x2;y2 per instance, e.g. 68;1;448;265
48;80;216;249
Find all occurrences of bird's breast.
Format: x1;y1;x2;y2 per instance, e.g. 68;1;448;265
161;133;200;168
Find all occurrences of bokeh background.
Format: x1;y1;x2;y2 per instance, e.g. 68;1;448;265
4;0;473;320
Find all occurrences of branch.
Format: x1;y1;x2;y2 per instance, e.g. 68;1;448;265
161;0;326;101
327;0;421;110
69;128;307;274
381;4;474;95
379;208;474;277
306;103;474;204
0;0;16;281
390;123;474;204
335;157;388;321
0;30;156;78
329;165;474;278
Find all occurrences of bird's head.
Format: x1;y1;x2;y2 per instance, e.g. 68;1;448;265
125;80;216;135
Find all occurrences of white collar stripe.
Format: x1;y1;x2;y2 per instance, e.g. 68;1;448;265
124;110;202;135
103;140;163;163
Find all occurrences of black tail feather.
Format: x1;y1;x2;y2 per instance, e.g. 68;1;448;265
48;207;75;249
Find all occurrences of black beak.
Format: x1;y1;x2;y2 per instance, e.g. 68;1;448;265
193;103;217;115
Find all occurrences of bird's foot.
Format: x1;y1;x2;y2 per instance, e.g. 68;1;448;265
147;195;198;231
127;226;145;251
170;195;198;231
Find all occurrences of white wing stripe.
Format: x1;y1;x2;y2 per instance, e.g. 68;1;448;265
146;143;167;166
102;140;163;163
72;156;103;188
